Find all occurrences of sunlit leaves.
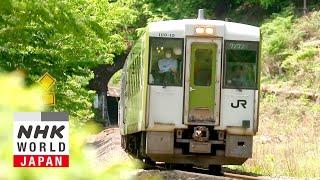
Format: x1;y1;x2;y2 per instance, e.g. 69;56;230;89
0;0;141;125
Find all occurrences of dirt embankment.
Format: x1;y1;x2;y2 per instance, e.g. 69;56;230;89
86;128;131;168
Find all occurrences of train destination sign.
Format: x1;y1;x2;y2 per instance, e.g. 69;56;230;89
13;112;69;167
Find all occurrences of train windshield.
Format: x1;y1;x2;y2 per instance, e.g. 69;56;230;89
149;38;184;86
224;41;259;89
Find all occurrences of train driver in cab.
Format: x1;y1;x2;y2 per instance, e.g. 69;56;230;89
157;49;178;85
230;65;246;87
229;64;255;88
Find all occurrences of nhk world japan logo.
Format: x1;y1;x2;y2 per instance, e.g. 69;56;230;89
13;112;69;167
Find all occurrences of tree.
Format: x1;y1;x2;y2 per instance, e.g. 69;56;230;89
0;0;140;125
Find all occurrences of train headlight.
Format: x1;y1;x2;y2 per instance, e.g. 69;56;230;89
195;27;214;35
195;27;205;34
205;27;214;34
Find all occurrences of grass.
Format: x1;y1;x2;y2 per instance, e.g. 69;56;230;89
229;93;320;178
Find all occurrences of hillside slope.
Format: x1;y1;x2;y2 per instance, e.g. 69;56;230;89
261;11;320;92
233;11;320;178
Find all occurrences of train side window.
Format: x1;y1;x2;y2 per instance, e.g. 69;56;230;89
224;41;259;89
149;37;184;86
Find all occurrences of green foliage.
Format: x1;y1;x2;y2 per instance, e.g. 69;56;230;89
54;71;96;126
261;14;294;75
0;0;141;125
141;0;315;26
142;0;218;20
261;10;320;91
109;69;122;88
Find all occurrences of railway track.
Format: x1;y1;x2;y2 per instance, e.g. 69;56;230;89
137;168;267;180
223;172;266;180
188;169;266;179
141;164;267;180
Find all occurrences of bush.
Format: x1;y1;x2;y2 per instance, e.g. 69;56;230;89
261;11;295;76
261;10;320;91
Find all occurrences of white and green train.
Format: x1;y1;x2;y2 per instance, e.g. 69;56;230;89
119;10;261;172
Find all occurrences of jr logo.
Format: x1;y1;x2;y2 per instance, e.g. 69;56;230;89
231;100;247;108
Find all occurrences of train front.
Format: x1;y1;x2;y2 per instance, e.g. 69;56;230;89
146;18;260;167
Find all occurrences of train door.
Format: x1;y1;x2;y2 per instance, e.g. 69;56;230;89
184;38;221;125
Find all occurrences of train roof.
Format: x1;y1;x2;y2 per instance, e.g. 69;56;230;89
148;19;260;41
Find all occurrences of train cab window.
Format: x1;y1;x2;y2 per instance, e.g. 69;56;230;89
149;38;184;86
224;41;259;89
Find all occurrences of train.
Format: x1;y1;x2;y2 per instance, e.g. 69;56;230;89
118;10;261;173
